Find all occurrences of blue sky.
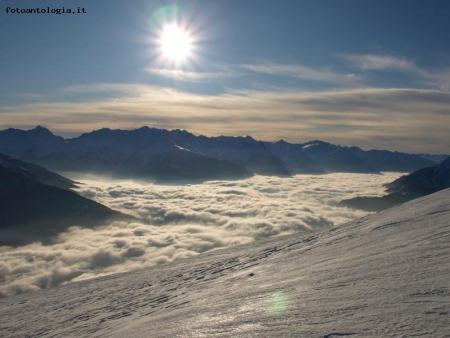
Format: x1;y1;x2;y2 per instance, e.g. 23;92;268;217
1;0;450;153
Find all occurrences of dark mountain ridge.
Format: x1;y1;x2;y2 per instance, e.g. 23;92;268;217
0;153;125;246
340;157;450;211
0;152;76;190
386;156;450;195
0;126;439;182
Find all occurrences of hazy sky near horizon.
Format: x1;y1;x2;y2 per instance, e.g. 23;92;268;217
1;0;450;153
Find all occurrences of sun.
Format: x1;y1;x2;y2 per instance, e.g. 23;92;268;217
160;24;192;62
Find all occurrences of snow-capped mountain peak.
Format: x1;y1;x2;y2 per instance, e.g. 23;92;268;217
0;126;440;181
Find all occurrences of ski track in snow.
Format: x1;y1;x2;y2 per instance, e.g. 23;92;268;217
0;189;449;337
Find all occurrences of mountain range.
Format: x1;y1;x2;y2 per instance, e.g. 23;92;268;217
0;126;441;182
0;153;125;246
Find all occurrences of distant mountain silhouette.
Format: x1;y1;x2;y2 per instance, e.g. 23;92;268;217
0;153;125;246
340;157;450;211
0;152;76;190
298;141;379;173
0;126;440;182
415;153;449;164
386;156;450;195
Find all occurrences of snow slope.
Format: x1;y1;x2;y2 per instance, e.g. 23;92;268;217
1;189;449;337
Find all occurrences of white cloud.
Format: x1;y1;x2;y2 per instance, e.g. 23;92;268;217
340;54;416;71
340;54;450;90
144;61;360;85
146;68;239;82
242;62;361;85
419;69;450;91
0;172;402;297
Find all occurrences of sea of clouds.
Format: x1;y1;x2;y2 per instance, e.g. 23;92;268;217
0;172;403;297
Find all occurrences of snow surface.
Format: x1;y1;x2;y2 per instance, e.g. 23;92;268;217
173;144;195;153
302;143;318;150
1;189;449;337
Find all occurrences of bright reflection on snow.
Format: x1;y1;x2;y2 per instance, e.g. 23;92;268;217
267;291;290;316
0;172;403;297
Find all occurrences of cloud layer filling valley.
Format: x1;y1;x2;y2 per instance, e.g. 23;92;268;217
0;172;402;297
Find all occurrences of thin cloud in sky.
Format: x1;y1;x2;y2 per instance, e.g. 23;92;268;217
242;62;362;85
340;53;450;90
1;85;450;153
146;67;240;82
340;54;416;71
10;93;46;101
63;83;158;95
419;69;450;91
145;62;360;86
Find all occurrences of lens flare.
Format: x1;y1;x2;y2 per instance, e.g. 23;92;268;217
267;291;290;316
150;6;179;27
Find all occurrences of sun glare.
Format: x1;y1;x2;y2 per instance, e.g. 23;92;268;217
160;24;191;62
